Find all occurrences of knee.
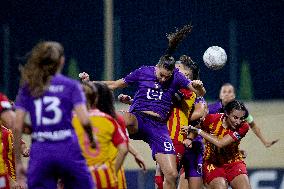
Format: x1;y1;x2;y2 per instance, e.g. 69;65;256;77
164;169;178;181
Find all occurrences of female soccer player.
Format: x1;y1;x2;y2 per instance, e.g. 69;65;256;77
208;83;279;148
117;55;205;189
73;82;128;189
81;54;205;189
189;100;252;189
14;41;96;189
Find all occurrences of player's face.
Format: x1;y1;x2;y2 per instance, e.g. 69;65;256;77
226;109;245;129
219;85;235;105
155;67;173;83
175;64;192;80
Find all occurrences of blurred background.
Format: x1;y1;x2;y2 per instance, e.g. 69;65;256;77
1;0;284;188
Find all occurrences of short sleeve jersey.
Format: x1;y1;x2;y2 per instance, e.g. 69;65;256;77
72;109;128;166
201;113;249;164
123;66;191;120
15;74;86;133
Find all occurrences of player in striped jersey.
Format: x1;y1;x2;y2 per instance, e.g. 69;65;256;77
73;82;128;189
188;100;252;189
208;83;279;148
118;55;206;189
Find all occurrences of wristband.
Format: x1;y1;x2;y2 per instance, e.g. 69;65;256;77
186;137;193;141
197;129;202;135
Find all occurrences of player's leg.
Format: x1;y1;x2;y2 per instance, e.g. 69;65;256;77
182;140;204;189
227;162;251;189
120;112;139;135
155;163;164;189
155;153;178;189
202;162;227;189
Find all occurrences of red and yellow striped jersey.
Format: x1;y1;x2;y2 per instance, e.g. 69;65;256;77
167;89;196;144
73;109;127;166
0;125;16;183
73;109;128;189
201;113;249;164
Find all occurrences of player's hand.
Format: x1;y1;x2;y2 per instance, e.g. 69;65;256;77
264;139;279;148
183;138;193;148
240;149;247;159
191;80;203;88
78;72;90;82
118;94;132;105
181;125;189;134
21;145;30;157
134;153;147;172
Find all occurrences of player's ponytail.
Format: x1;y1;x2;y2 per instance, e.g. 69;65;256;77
20;41;64;97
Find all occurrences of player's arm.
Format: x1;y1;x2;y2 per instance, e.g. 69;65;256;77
115;143;128;173
99;79;127;90
0;110;15;130
248;115;279;148
187;80;206;97
74;104;96;148
128;143;146;171
189;126;234;148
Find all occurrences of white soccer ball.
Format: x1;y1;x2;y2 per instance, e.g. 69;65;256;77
203;46;227;70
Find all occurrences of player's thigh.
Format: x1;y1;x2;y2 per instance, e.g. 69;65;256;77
207;177;227;189
122;112;138;134
229;174;251;189
155;153;178;179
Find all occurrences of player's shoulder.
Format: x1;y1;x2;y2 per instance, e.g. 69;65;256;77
1;125;12;134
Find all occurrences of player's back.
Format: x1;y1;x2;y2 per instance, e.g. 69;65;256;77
73;109;126;166
16;74;84;137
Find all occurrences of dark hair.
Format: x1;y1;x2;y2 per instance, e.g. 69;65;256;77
179;55;200;80
20;41;64;97
157;55;175;71
81;81;98;109
92;82;117;119
224;100;248;118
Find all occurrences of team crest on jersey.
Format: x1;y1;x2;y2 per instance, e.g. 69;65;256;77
233;131;241;140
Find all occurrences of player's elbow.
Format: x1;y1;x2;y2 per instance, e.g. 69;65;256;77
118;143;129;156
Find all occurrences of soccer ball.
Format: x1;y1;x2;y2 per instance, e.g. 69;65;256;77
203;46;227;70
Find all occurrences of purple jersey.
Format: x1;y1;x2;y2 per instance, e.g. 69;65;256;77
15;74;86;140
124;66;191;120
208;100;223;114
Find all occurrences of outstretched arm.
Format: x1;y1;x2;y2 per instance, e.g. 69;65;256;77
189;126;235;148
249;120;279;148
79;72;127;90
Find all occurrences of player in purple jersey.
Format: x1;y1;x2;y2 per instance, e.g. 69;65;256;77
14;41;96;189
208;83;279;148
80;55;205;189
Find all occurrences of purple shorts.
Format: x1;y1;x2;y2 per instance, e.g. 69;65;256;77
183;140;204;178
28;136;95;189
130;111;175;159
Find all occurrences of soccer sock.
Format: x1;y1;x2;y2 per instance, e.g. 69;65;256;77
155;176;164;189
